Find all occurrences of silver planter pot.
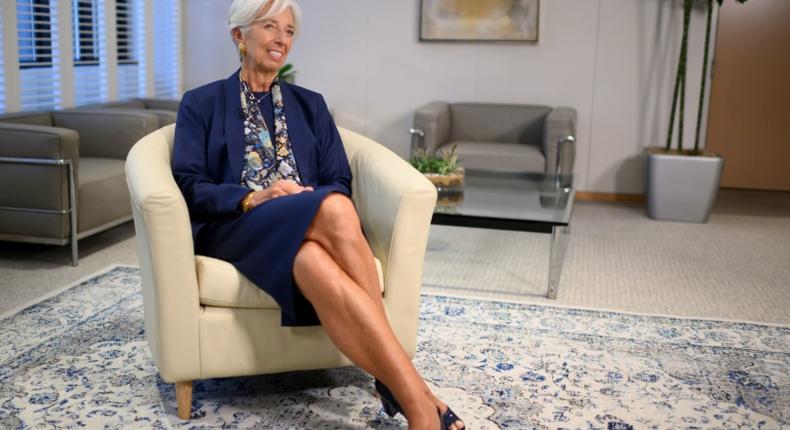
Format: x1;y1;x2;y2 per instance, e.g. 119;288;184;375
645;149;724;223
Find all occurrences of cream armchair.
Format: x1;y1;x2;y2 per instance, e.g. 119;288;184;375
125;124;437;419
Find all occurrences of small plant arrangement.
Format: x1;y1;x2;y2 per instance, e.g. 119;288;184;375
278;63;295;83
410;144;464;192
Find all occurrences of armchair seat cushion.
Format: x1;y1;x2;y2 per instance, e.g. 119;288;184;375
78;158;131;232
446;141;545;173
196;255;384;309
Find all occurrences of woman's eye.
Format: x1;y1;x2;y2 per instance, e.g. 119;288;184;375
286;30;295;36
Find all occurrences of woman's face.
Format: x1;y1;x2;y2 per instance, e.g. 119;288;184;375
242;3;295;73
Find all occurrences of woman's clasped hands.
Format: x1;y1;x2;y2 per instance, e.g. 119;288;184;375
244;180;313;212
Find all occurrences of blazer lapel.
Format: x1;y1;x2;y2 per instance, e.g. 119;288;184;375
280;83;314;184
224;69;244;184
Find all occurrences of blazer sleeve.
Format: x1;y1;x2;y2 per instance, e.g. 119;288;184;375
172;91;249;221
314;94;353;196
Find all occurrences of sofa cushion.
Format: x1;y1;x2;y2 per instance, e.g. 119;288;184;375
447;141;545;173
196;255;385;309
77;158;131;233
450;103;551;144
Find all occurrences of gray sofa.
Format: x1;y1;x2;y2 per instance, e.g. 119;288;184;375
411;102;577;182
0;109;160;265
80;98;179;127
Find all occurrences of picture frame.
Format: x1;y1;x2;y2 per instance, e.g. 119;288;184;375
420;0;540;42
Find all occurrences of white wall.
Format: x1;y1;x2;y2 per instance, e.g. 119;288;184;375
182;0;716;194
181;0;239;91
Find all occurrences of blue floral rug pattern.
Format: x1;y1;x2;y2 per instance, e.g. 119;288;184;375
1;266;788;429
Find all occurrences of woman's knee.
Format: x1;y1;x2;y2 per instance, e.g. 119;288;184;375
293;240;325;279
293;241;344;299
315;194;361;239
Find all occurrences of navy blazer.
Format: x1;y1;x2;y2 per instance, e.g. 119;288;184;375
172;69;352;239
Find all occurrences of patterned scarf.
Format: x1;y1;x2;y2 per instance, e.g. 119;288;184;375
239;74;303;191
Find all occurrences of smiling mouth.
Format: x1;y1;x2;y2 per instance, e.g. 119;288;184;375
267;49;284;60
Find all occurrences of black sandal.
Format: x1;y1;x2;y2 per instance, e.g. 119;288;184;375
374;379;465;429
439;406;464;429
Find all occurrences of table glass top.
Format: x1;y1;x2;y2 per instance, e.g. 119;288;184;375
433;170;575;226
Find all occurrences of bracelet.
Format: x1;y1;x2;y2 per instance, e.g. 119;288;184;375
241;192;255;212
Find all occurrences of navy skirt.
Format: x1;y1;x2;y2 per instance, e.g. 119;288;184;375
194;186;345;326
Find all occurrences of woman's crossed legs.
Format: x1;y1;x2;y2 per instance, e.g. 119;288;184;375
293;193;464;430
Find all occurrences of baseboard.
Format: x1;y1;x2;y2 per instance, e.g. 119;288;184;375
575;192;645;203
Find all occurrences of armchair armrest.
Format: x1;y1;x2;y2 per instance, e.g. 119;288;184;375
0;123;79;240
413;101;451;156
543;107;577;179
142;98;180;111
0;122;79;160
125;124;200;382
52;109;159;159
339;127;437;356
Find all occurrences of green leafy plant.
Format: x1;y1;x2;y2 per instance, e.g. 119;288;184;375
409;144;460;176
278;63;295;82
665;0;747;154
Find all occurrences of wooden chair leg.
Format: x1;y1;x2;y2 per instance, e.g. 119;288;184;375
175;380;193;420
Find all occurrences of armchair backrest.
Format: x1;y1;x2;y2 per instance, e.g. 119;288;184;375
52;110;159;159
0;111;53;126
140;98;180;111
449;103;552;144
90;100;148;109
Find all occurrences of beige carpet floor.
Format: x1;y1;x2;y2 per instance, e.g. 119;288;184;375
1;189;789;325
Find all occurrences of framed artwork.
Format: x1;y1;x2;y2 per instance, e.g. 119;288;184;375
420;0;540;42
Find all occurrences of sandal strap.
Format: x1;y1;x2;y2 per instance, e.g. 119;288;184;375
440;406;462;429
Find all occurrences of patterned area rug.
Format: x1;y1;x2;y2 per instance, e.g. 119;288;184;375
1;266;788;429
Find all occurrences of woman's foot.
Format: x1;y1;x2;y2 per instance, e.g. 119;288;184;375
375;380;464;429
430;395;464;430
406;402;464;430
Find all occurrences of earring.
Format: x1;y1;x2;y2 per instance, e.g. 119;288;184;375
238;42;247;61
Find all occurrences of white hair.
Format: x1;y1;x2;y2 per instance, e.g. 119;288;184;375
228;0;302;40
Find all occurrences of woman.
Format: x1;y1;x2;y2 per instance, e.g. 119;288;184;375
172;1;465;429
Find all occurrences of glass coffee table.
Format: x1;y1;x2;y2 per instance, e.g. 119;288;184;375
430;170;574;299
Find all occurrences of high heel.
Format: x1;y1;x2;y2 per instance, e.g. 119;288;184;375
438;406;464;430
374;379;404;417
375;379;464;429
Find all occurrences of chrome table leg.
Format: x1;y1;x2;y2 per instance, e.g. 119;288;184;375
547;224;570;299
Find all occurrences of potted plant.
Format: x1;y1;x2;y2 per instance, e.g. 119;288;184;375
645;0;746;223
279;63;296;83
409;144;464;193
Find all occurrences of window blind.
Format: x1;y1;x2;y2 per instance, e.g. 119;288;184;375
0;1;6;112
2;0;180;113
116;0;144;99
17;0;62;111
72;0;106;106
152;0;179;99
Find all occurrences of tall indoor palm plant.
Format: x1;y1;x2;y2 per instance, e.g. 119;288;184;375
646;0;747;223
665;0;746;154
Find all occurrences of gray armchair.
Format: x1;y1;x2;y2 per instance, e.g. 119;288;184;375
411;102;577;183
0;109;159;265
79;98;179;127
